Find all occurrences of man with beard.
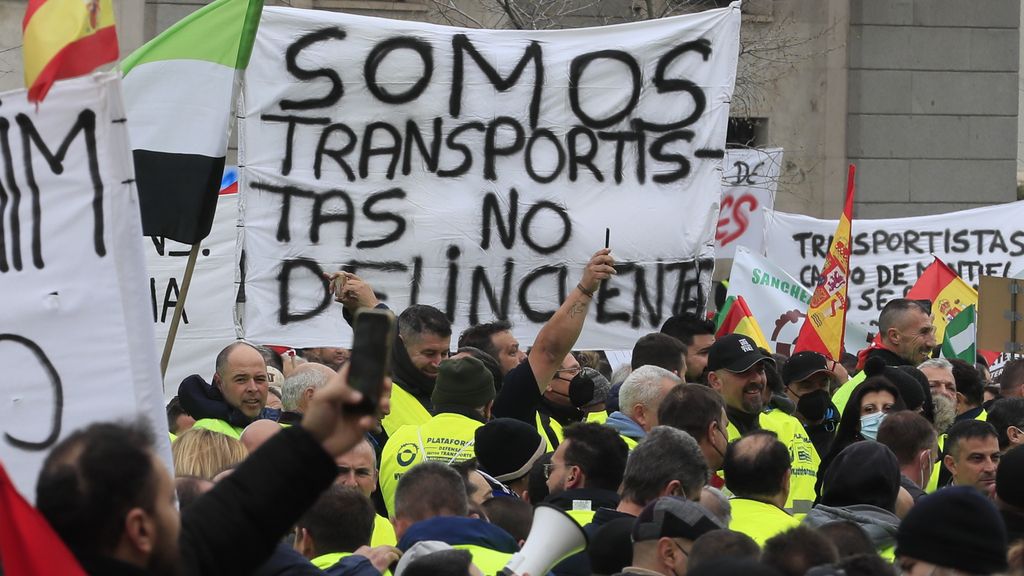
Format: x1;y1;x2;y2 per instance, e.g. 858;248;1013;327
707;334;819;517
835;299;937;415
660;313;716;384
544;422;629;526
36;364;380;576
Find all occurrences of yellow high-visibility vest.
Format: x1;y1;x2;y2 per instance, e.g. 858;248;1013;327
311;552;351;570
379;413;482;517
728;498;800;546
727;409;820;518
381;383;432;437
372;514;397;547
451;544;514;576
192;418;243;440
536;412;564;452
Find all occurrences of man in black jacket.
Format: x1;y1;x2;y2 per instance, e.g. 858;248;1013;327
35;365;381;576
869;299;936;368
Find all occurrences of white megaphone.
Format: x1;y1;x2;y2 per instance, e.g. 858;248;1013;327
499;504;588;576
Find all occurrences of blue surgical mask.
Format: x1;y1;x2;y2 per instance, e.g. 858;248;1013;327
860;411;886;441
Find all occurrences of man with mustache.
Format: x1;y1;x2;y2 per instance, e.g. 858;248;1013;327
707;334;820;517
943;419;1000;498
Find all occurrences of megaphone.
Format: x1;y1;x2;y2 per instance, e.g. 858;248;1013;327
500;504;588;576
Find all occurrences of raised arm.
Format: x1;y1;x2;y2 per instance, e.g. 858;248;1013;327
527;248;615;392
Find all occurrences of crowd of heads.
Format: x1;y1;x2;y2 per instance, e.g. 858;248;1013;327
31;286;1024;576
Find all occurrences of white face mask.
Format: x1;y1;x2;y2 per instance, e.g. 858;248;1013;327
859;411;887;441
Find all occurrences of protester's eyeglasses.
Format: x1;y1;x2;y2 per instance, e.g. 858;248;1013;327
543;463;556;479
555;367;581;378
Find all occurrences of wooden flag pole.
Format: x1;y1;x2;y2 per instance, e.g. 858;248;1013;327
160;241;202;383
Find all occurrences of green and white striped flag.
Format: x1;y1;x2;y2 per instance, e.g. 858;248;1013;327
941;305;976;363
121;0;263;244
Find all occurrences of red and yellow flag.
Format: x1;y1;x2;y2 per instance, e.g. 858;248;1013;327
794;165;856;361
906;257;978;344
716;295;771;351
22;0;118;102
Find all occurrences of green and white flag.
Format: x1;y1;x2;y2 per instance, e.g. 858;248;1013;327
941;305;976;363
121;0;263;244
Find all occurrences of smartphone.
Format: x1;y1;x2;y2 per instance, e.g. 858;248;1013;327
347;308;396;415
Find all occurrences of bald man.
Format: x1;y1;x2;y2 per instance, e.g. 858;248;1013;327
240;419;283;453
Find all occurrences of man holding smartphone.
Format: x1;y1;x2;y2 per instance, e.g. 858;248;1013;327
488;248;617;449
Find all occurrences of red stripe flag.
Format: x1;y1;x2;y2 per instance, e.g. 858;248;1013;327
22;0;119;102
0;459;86;575
794;165;856;361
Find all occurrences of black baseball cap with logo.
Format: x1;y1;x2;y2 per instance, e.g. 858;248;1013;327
707;334;775;373
781;351;836;385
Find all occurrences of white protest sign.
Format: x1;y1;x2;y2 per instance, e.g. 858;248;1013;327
715;148;781;258
765;202;1024;348
0;73;168;498
725;246;872;356
237;5;741;350
146;169;240;396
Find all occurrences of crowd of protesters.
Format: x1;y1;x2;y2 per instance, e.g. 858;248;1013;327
32;248;1024;576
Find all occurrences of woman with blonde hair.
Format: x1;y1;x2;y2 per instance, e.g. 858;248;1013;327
172;427;248;480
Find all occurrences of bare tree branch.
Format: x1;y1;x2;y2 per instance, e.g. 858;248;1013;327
427;0;486;27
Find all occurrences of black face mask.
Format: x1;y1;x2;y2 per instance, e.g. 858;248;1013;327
568;369;597;408
793;388;829;422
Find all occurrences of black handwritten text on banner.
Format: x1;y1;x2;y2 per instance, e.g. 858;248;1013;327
0;73;166;498
765;204;1024;345
239;6;741;349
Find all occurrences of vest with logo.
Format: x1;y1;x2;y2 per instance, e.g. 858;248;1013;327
379;412;481;517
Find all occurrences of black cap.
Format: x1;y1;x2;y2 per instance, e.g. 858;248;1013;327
632;497;724;543
781;351;835;385
474;418;547;483
707;334;775;373
588;516;635;575
896;487;1007;574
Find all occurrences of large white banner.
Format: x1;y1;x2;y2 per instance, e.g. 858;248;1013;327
146;170;239;395
765;202;1024;347
238;5;741;349
0;73;168;498
715;148;781;259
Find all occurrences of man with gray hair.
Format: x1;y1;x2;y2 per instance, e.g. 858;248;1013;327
553;426;708;576
282;363;336;415
605;366;682;447
617;426;707;513
919;357;956;403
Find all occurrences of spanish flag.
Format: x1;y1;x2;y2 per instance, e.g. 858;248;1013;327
716;295;771;351
794;165;856;361
907;257;978;344
22;0;119;103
